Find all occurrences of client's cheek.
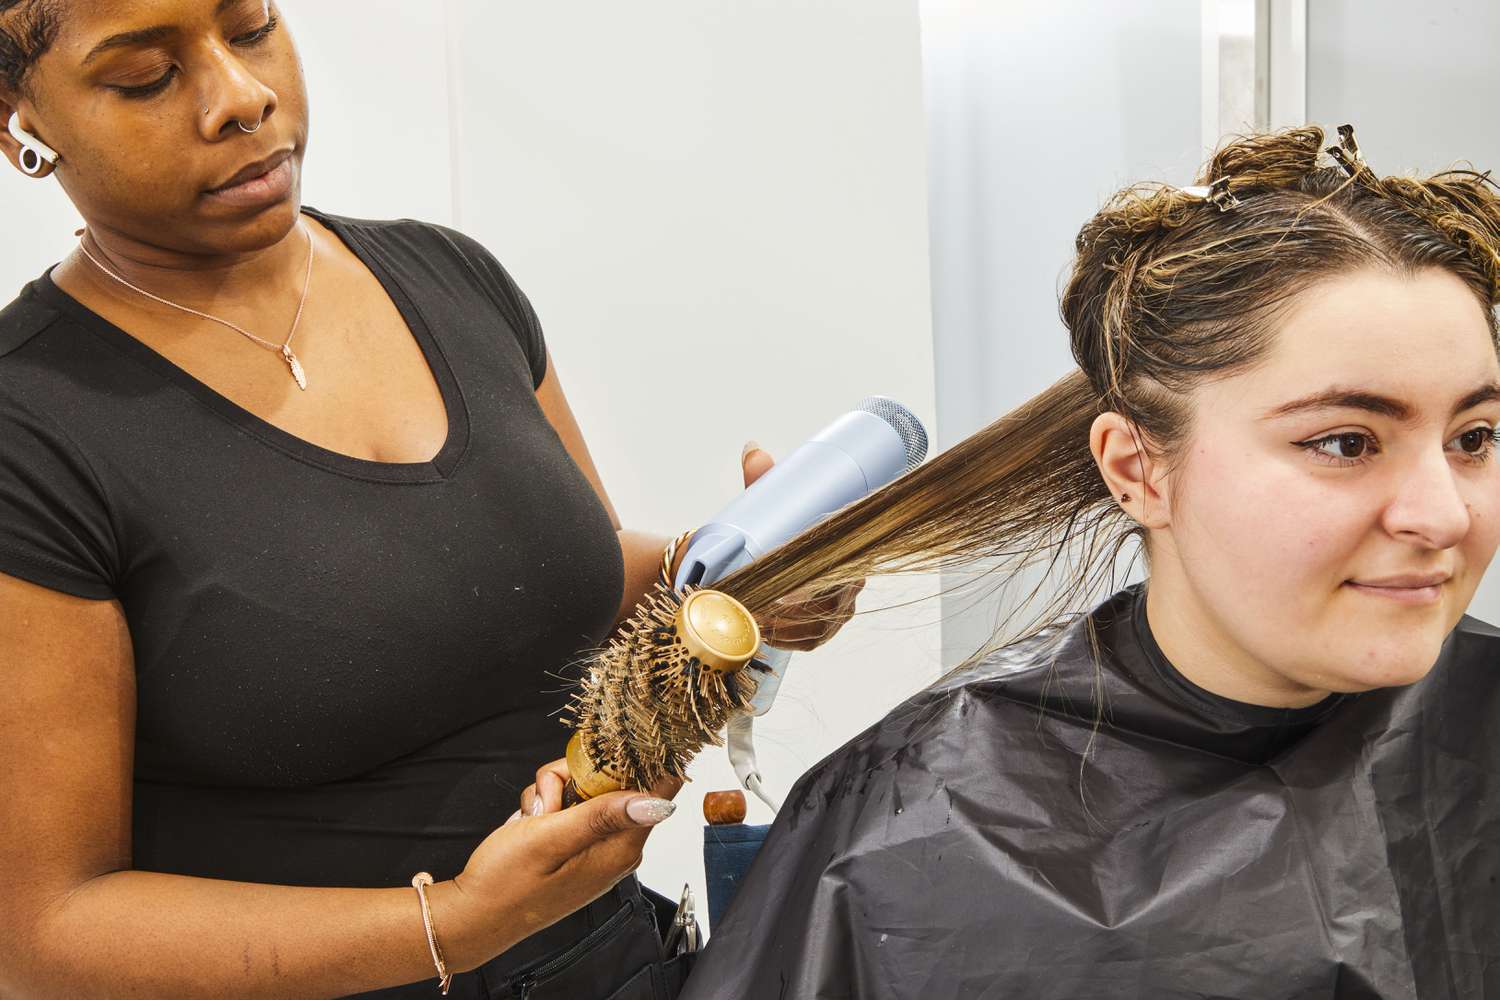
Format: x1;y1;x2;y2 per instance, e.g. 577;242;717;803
1242;504;1361;625
1464;496;1500;560
1453;502;1500;610
1211;475;1329;564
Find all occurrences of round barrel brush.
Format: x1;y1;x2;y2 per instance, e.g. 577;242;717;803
562;582;764;803
562;397;927;805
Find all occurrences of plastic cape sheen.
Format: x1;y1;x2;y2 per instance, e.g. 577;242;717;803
677;584;1500;1000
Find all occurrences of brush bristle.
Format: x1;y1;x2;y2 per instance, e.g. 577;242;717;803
564;583;761;791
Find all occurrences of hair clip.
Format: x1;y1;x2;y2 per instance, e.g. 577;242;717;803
1326;123;1366;178
1178;176;1241;213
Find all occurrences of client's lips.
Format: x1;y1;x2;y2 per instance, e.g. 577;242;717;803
1345;572;1449;606
1351;573;1449;589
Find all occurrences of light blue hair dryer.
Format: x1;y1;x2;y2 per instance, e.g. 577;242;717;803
673;397;928;593
672;397;929;808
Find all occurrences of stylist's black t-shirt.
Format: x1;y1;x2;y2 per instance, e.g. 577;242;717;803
0;206;625;896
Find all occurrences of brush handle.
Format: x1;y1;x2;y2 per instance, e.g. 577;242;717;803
564;732;624;806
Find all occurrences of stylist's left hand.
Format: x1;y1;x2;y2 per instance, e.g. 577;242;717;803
739;440;864;651
514;759;685;819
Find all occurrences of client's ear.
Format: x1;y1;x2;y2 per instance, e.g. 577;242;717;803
1089;411;1170;529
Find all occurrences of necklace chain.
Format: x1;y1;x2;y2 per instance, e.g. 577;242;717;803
75;221;316;390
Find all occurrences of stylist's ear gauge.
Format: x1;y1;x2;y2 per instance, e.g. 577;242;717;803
7;112;60;175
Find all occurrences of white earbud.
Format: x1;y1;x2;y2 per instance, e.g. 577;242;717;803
7;111;60;175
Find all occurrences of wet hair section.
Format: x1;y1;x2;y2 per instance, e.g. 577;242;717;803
0;0;64;101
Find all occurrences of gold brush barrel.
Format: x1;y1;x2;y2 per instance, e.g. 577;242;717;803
562;588;762;805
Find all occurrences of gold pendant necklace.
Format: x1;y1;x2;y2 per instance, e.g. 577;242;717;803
281;344;307;390
76;221;316;391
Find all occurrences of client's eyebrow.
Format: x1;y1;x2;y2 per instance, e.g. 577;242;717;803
82;0;243;65
1263;382;1500;422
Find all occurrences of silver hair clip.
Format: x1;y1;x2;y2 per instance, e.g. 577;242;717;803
1178;176;1241;213
1326;123;1365;178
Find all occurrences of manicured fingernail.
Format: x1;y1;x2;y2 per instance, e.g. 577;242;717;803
505;809;522;825
529;797;544;816
626;797;677;826
742;440;760;462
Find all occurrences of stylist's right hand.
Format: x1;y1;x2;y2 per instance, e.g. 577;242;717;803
437;788;676;972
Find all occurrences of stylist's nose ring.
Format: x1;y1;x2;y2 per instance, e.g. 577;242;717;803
236;119;263;133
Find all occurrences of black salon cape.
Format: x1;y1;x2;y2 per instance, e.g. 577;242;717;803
679;585;1500;999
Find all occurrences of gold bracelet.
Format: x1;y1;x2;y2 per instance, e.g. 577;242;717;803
659;529;696;591
410;872;453;995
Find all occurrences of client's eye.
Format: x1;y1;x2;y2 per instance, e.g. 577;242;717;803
1298;431;1378;465
1449;425;1497;463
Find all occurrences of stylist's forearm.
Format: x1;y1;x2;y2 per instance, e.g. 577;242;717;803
17;871;494;1000
611;442;763;627
612;529;684;627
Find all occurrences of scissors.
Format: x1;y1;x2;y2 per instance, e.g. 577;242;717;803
662;883;699;956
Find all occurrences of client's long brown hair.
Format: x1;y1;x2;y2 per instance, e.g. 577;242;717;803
714;126;1500;657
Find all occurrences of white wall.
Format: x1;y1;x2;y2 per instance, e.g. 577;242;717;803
920;0;1205;664
294;1;454;225
2;0;938;931
1307;1;1500;176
